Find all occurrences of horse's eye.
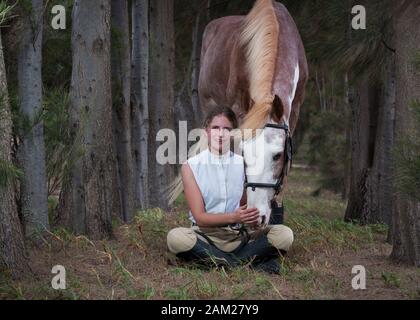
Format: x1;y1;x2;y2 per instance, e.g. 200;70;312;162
272;153;282;161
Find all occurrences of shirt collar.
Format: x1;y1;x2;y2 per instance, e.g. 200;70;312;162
207;148;232;164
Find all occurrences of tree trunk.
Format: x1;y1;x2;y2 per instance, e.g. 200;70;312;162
345;43;396;227
0;30;30;279
343;73;352;200
17;0;49;236
191;13;204;127
131;0;150;210
368;51;396;228
57;0;118;239
111;0;135;222
148;0;175;209
315;68;324;112
345;76;378;223
174;5;207;165
391;1;420;266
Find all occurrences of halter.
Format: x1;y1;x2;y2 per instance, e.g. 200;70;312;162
243;123;293;202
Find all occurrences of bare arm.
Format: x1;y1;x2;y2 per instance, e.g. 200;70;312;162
240;188;247;206
181;162;259;227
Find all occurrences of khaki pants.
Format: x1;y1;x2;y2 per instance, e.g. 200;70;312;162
167;224;294;254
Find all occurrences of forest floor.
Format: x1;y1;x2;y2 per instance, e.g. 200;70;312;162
1;165;419;300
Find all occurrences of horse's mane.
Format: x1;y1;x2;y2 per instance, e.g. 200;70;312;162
240;0;279;141
167;0;279;205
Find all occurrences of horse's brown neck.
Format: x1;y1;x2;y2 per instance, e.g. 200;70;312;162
228;33;252;125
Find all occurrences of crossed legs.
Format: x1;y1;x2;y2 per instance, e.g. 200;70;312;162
167;225;294;273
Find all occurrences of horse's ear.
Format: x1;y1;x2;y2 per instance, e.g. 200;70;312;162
271;95;284;123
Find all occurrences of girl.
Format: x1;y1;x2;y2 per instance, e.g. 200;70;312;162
167;106;293;274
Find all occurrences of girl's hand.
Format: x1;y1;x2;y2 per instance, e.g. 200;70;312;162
233;205;260;225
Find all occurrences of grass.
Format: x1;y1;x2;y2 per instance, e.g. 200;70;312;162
283;168;388;253
381;272;401;288
0;164;418;300
164;286;191;300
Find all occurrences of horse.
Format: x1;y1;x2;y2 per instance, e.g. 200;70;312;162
169;0;308;227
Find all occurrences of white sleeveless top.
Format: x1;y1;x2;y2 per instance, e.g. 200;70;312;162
186;148;245;224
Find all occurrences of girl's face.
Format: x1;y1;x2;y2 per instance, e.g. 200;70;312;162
206;115;234;154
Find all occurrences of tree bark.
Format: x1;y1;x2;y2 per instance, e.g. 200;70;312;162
343;73;352;200
0;30;30;279
131;0;150;210
174;5;206;158
391;1;420;266
368;51;396;228
191;12;205;127
17;0;49;236
148;0;175;208
57;0;118;239
345;76;378;223
111;0;135;222
345;45;396;226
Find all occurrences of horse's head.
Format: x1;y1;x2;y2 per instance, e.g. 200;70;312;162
239;95;292;228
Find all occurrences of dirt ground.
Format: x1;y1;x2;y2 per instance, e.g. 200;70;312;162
0;165;419;300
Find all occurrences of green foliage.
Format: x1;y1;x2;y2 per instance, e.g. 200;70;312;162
287;209;387;251
296;0;392;76
43;89;71;195
381;271;401;288
48;195;59;224
292;267;317;283
306;109;350;195
0;1;16;25
164;286;191;300
7;87;84;198
141;285;156;300
195;278;218;298
43;88;89;196
290;1;395;198
0;158;23;188
134;208;169;235
7;89;45;139
283;171;388;250
393;100;420;201
43;0;73;89
7;88;73;195
2;165;417;300
0;95;19;193
5;0;81;202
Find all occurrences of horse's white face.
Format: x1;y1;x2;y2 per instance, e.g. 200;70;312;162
241;120;287;227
